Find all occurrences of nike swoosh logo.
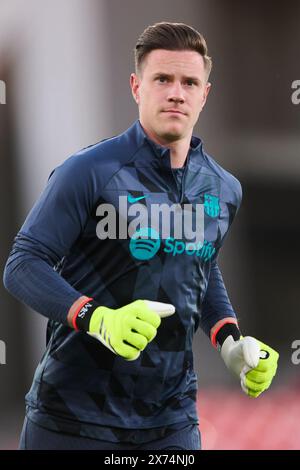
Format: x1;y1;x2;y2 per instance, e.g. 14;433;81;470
127;194;148;203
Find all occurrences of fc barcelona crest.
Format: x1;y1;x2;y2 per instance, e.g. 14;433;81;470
204;194;220;218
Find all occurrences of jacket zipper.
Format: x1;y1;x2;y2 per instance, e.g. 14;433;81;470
179;152;191;204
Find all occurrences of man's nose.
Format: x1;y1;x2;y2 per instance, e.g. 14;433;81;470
167;82;185;103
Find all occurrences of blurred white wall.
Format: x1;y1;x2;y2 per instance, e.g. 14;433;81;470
1;0;113;368
0;0;113;448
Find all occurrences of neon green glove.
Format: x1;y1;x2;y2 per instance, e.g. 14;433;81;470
74;299;175;361
221;335;279;397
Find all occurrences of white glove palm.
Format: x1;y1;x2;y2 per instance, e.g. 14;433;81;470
221;335;260;375
221;335;279;397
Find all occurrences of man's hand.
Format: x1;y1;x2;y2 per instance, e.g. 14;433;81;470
221;335;279;397
73;299;175;361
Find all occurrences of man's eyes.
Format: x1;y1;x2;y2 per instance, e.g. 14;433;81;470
185;79;197;87
155;76;197;86
156;76;168;83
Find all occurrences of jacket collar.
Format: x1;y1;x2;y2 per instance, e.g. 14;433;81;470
128;120;204;167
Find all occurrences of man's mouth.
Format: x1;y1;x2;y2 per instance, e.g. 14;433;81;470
162;109;186;116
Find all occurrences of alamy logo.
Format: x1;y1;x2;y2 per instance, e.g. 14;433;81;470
95;196;217;262
96;196;204;244
291;80;300;105
0;80;6;105
291;340;300;365
0;340;6;365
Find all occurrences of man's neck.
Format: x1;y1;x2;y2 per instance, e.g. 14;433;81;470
168;141;190;168
141;124;191;168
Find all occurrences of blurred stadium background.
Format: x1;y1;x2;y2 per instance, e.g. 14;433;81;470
0;0;299;450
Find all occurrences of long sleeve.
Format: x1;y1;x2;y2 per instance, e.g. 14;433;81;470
3;238;82;325
200;260;238;338
3;155;95;325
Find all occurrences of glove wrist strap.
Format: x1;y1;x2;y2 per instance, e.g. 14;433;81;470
212;322;241;351
216;323;241;350
72;298;99;331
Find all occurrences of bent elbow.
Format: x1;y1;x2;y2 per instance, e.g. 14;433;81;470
3;259;15;294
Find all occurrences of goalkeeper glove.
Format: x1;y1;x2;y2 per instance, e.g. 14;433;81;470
221;335;279;397
73;299;175;361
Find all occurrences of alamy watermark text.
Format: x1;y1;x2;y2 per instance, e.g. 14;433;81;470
0;340;6;365
291;80;300;105
0;80;6;104
291;340;300;365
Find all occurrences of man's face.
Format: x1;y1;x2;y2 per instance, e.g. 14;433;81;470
130;49;211;145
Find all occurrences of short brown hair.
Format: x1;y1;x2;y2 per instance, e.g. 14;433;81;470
135;22;212;79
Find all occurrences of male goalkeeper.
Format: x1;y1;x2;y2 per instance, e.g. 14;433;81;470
3;22;278;450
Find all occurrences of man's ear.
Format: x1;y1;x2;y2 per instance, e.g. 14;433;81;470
200;82;212;110
130;73;140;105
